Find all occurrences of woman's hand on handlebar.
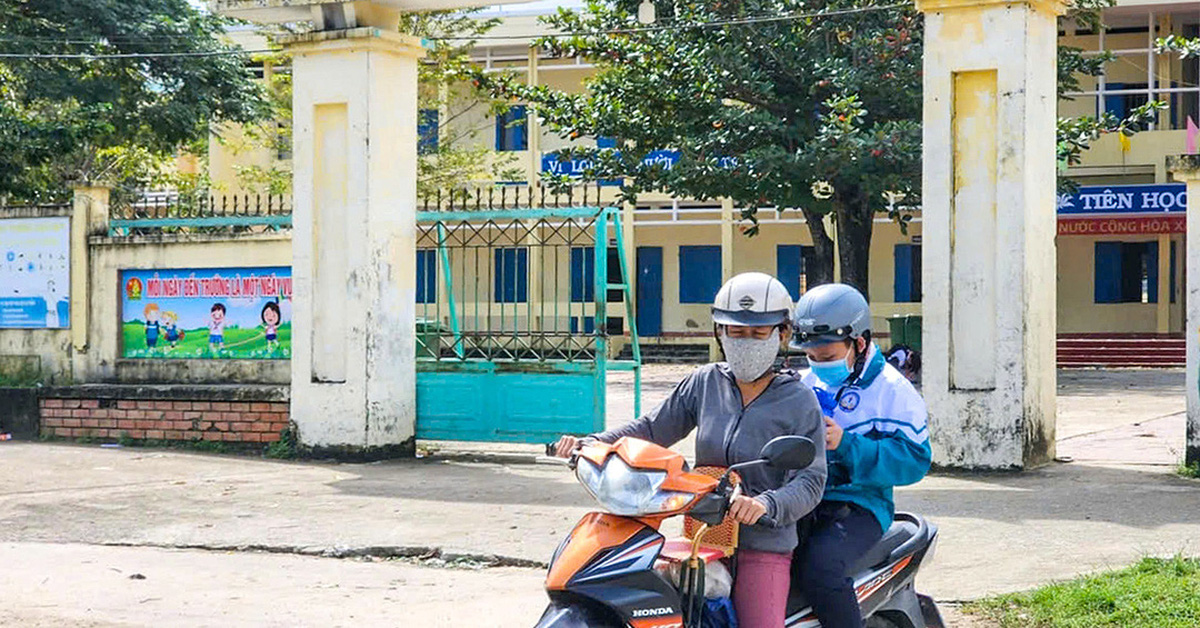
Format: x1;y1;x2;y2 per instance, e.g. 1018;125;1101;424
728;495;769;525
553;435;582;459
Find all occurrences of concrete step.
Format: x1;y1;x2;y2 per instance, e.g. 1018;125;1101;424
1056;334;1184;369
616;343;710;364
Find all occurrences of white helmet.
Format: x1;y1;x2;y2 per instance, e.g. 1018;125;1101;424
712;272;794;327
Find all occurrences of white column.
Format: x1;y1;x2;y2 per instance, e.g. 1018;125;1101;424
1170;155;1200;467
720;198;734;281
69;185;110;359
917;0;1064;469
284;27;424;455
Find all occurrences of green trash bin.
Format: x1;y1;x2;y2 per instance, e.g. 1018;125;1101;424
887;315;922;352
416;318;443;358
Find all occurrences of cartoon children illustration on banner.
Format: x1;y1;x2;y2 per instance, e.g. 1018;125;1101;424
144;304;161;350
163;311;182;349
261;301;281;352
208;303;227;354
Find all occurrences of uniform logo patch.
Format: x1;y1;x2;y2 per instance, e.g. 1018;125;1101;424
838;392;860;412
738;295;756;310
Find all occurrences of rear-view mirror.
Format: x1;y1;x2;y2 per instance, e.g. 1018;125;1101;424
760;435;816;470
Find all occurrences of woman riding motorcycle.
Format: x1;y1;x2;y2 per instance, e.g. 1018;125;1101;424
790;283;932;628
554;272;826;628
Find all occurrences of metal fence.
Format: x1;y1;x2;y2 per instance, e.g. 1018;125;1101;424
109;192;292;236
413;205;642;443
419;182;615;212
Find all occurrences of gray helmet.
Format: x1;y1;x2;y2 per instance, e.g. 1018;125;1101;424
790;283;871;349
712;272;794;327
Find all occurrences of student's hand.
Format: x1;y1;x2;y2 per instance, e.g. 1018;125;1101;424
824;417;844;451
553;435;581;458
729;495;768;525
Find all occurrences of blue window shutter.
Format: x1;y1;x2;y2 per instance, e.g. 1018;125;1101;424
514;105;528;151
777;245;803;299
416;250;437;304
418;109;439;155
496;106;528;152
1104;82;1126;119
1145;242;1158;304
494;247;529;303
1170;241;1177;304
570;247;595;302
1094;242;1123;303
894;244;913;302
494;111;504;151
678;245;722;304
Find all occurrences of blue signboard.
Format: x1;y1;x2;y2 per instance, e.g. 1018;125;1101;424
1057;184;1186;215
541;149;737;178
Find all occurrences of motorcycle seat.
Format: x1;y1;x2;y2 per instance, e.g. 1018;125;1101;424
848;519;919;574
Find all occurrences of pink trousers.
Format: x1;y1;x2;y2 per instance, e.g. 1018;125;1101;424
733;549;792;628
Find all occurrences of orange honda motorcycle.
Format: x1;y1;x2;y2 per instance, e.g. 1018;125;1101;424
535;436;943;628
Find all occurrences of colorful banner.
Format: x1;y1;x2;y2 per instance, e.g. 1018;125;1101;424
0;217;70;329
120;267;292;359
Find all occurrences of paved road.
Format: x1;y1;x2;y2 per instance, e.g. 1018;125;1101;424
0;367;1194;626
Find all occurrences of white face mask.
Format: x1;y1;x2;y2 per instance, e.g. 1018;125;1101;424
720;328;781;383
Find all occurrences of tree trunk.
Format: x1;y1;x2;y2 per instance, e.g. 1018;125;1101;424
799;205;835;289
835;189;875;301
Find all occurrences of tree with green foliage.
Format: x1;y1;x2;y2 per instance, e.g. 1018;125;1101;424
231;12;522;198
0;0;270;203
405;12;525;198
476;0;1165;299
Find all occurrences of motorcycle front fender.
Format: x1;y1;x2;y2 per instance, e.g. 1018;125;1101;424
534;598;625;628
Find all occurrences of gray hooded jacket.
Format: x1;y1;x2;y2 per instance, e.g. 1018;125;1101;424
592;363;827;554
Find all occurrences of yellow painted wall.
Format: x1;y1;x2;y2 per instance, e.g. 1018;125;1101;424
1055;233;1184;333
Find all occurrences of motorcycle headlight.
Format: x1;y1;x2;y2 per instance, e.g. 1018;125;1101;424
576;455;693;516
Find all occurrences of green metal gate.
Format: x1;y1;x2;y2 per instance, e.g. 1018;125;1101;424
414;205;641;443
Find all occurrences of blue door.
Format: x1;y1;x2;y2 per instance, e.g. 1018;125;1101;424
637;247;663;336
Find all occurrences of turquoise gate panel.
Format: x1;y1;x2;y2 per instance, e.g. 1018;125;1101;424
415;362;604;443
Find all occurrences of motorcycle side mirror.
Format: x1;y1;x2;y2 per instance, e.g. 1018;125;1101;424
759;435;816;470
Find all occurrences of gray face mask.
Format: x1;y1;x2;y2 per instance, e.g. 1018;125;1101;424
720;328;781;383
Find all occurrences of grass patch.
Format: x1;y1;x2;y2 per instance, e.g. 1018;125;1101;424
121;322;291;360
0;356;43;387
964;556;1200;628
1177;462;1200;479
264;425;298;459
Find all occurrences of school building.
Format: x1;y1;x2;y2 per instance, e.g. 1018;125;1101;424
211;0;1199;365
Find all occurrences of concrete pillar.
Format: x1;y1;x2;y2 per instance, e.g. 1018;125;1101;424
525;46;543;332
623;200;637;335
1169;155;1200;466
69;185;109;354
1157;234;1170;333
917;0;1064;469
284;24;423;456
720;198;734;281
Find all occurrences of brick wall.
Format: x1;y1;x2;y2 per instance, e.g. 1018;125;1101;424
39;398;290;443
